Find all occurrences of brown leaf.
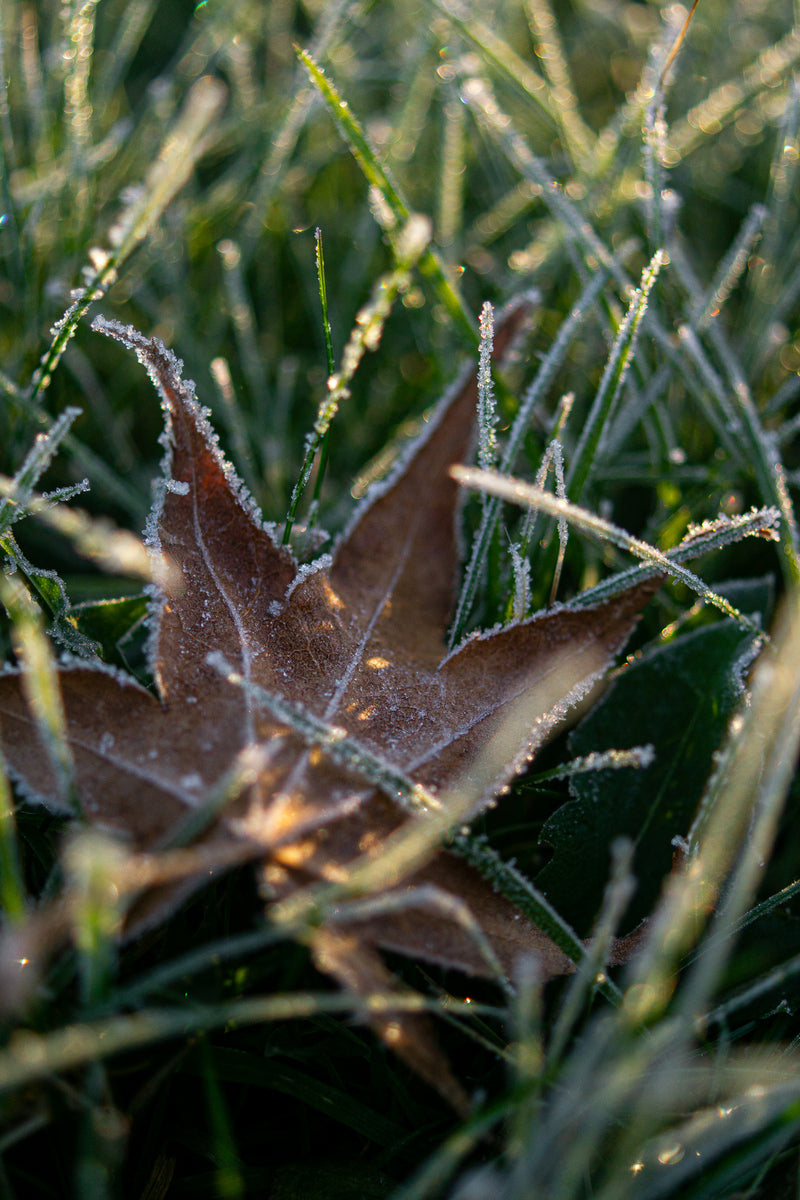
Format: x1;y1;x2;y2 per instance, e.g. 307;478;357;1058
0;302;658;1102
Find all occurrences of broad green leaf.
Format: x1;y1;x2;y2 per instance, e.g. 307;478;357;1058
535;604;765;932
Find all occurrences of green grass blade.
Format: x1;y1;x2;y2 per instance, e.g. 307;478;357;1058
297;46;477;348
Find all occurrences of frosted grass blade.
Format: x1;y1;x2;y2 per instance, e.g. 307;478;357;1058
0;747;25;925
623;597;800;1028
452;465;774;626
449;832;623;1003
282;215;431;544
566;250;664;505
669;26;800;162
0;576;78;815
298;47;476;347
524;0;593;166
0;407;82;536
448;270;606;648
30;75;226;402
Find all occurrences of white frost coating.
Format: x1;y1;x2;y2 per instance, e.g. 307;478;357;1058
91;316;297;692
165;478;190;495
284;554;333;603
476;301;497;473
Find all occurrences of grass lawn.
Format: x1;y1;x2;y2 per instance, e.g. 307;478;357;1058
2;1;800;1197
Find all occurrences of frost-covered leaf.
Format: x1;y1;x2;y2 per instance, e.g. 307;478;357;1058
536;594;767;933
0;302;658;1105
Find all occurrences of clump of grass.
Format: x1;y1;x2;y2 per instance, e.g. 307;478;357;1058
2;1;800;1198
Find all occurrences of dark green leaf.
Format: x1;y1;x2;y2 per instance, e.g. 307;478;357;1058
535;614;762;933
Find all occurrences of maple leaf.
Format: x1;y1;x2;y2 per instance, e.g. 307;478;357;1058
0;303;658;1107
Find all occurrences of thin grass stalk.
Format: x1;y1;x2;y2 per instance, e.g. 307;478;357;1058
452;466;771;626
0;407;82;537
0;992;491;1097
545;840;636;1071
310;227;336;514
566;250;664;505
695;203;767;333
571;505;783;608
62;0;100;210
241;0;361;256
30;74;226;402
448;269;607;649
430;0;563;140
438;97;466;251
282;214;431;544
476;302;498;476
0;748;25;925
218;238;269;417
448;834;622;1006
621;598;800;1030
741;85;800;373
704;320;800;583
524;0;593;166
668;26;800;163
93;0;158;110
677;598;800;1023
0;575;78;815
297;46;477;348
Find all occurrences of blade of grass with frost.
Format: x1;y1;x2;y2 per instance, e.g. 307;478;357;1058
0;531;100;658
282;215;430;544
524;0;594;166
0;747;25;925
62;0;99;208
452;465;768;627
448;833;623;1006
622;599;800;1029
476;302;498;482
30;75;225;402
676;602;800;1024
215;656;622;987
0;576;78;816
707;327;800;583
297;47;477;349
459;72;697;379
742;89;800;373
432;0;582;157
673;320;749;465
448;269;607;649
242;0;360;255
517;392;572;568
705;948;800;1031
642;100;668;250
208;654;441;819
522;745;654;786
566;250;663;505
669;26;800;162
573;505;782;609
671;252;800;583
694;203;767;333
311;227;336;514
0;407;82;536
0;991;488;1098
